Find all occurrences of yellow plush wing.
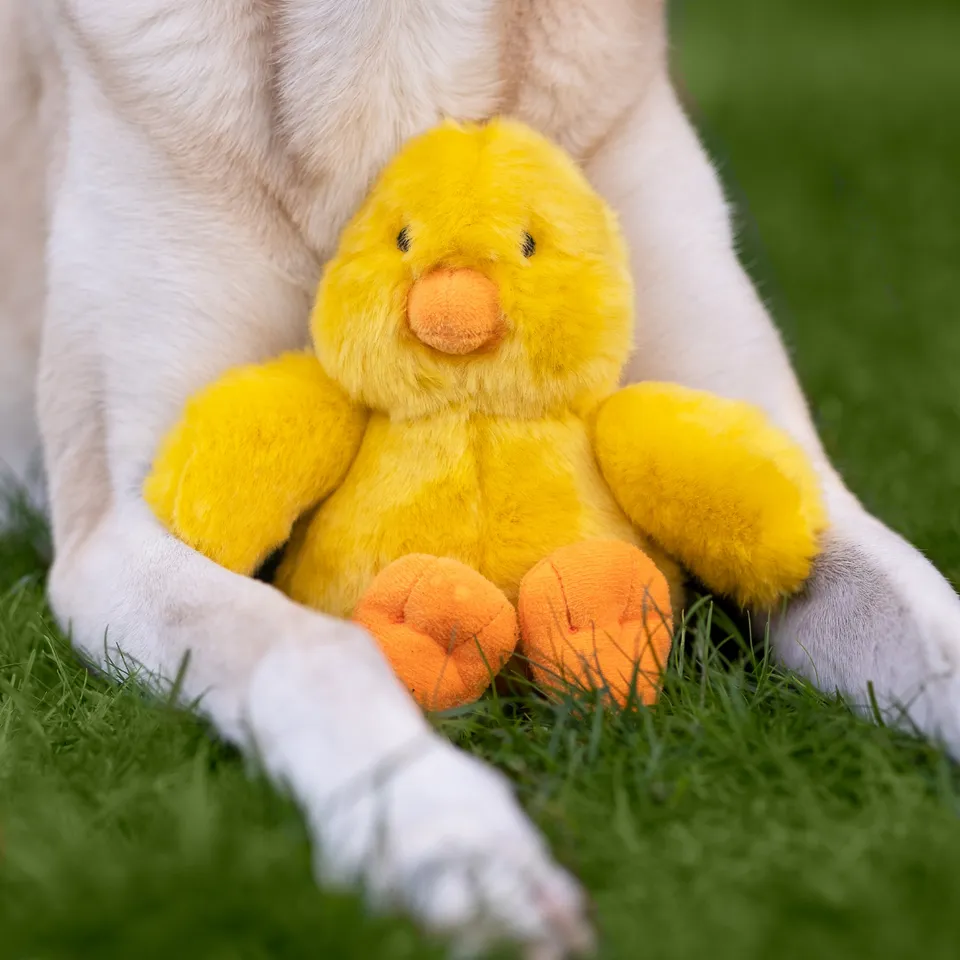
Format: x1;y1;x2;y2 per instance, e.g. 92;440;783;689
144;351;367;576
593;382;827;609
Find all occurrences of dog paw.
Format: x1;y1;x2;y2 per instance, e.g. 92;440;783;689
311;740;594;957
772;510;960;751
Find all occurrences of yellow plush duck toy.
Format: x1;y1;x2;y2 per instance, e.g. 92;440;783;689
145;118;826;712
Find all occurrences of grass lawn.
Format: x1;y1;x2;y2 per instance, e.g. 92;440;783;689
3;0;960;957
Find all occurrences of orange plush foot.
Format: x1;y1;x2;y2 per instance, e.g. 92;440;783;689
353;555;518;712
518;540;674;707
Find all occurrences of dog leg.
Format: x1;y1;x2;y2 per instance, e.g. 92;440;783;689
0;0;49;512
586;75;960;750
37;81;589;960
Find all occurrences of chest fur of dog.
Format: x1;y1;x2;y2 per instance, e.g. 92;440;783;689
55;0;664;267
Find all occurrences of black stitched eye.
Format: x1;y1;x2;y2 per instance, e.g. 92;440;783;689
397;226;411;253
522;232;536;258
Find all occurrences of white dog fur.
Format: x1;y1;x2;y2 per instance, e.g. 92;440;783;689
2;0;960;955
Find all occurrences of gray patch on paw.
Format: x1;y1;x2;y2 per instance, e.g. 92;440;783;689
771;532;960;746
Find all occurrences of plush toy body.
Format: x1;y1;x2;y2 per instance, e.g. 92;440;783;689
145;118;826;711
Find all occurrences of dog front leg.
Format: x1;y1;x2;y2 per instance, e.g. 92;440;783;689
0;0;50;511
586;75;960;750
38;106;590;960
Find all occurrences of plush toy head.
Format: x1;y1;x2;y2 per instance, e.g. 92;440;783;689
312;118;634;419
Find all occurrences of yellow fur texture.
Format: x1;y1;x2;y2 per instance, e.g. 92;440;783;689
276;410;651;617
146;117;826;631
594;383;828;608
145;352;367;575
312;117;634;420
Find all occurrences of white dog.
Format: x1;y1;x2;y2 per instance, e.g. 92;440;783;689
2;1;960;955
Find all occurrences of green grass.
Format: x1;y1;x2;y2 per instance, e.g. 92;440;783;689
3;0;960;956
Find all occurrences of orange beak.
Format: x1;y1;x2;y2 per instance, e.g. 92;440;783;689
407;268;504;355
